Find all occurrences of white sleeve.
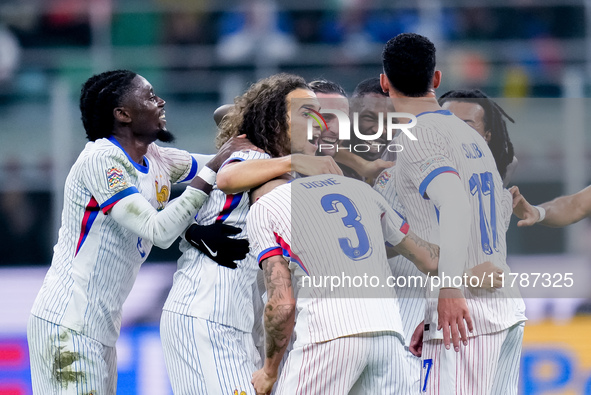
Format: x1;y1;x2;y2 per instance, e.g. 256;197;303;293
377;194;410;247
425;172;470;284
191;154;215;175
247;201;283;268
110;186;207;248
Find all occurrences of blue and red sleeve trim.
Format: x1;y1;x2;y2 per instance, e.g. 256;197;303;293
220;156;245;170
418;166;459;199
257;247;283;267
75;197;100;256
178;156;198;183
392;208;410;235
100;186;139;214
216;193;243;222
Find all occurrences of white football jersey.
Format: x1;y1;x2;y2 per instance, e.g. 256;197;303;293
373;167;427;347
394;110;526;340
31;137;197;346
163;150;270;332
248;175;410;344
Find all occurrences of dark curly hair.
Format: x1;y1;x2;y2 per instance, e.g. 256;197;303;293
382;33;436;97
439;89;516;180
216;73;309;158
80;69;138;141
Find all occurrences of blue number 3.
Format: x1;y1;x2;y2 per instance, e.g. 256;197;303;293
321;193;372;261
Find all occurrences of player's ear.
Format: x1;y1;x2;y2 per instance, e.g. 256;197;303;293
432;70;442;89
484;130;492;143
380;74;390;95
113;107;132;123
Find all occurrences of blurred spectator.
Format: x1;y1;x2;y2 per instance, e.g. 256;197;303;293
503;66;530;97
158;0;209;43
0;23;20;85
0;159;51;265
42;0;91;46
216;0;296;63
290;9;323;44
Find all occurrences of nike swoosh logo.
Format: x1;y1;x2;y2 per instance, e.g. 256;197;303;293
202;241;217;257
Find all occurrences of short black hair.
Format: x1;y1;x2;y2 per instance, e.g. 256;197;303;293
352;77;387;98
308;79;347;97
382;33;436;97
80;69;138;141
439;89;516;180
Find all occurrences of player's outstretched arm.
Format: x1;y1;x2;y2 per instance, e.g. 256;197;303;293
512;185;591;228
333;150;393;179
108;136;253;249
509;186;540;227
426;173;473;352
252;255;296;395
217;154;342;194
217;157;292;194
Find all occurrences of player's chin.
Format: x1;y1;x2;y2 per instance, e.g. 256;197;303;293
157;128;176;143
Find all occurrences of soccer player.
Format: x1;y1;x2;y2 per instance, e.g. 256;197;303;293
381;33;526;394
350;77;396;164
27;69;250;394
160;73;341;395
438;89;517;186
510;184;591;227
247;174;441;395
308;79;349;159
308;77;394;182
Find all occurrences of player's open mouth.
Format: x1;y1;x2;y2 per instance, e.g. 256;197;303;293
321;137;337;144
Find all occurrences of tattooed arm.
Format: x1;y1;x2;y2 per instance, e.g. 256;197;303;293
389;230;439;275
251;255;296;395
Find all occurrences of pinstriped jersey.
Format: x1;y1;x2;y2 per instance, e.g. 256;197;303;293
31;137;197;346
163;149;270;332
373;167;427;347
247;175;410;344
394;111;526;341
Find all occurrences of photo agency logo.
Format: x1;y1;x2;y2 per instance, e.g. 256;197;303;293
306;108;418;155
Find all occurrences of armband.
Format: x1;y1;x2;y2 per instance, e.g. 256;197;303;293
198;166;217;186
534;205;546;223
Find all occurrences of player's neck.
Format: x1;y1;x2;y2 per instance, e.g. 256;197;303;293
110;134;150;165
389;94;441;117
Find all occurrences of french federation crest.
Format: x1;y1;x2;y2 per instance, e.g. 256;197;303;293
106;167;126;189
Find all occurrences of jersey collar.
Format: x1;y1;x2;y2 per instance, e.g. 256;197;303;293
416;110;453;117
107;136;150;174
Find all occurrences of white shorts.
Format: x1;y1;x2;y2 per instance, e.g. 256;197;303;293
27;315;117;395
275;332;413;395
160;310;259;395
421;322;524;395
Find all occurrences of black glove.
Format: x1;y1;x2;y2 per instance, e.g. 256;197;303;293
184;222;249;269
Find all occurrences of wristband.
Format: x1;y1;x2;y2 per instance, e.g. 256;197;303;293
197;166;217;186
534;205;546;223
